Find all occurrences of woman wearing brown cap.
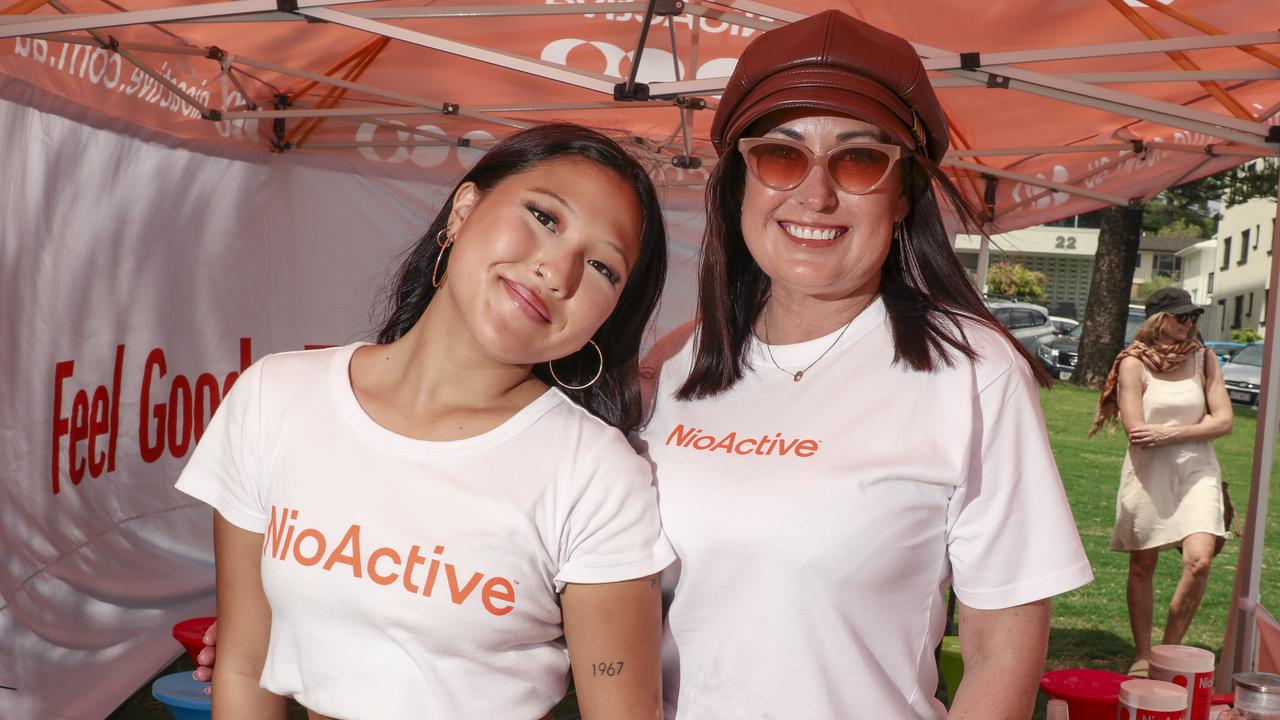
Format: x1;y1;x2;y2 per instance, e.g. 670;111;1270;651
638;10;1092;719
1092;287;1233;678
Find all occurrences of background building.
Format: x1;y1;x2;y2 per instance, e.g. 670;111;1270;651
1192;197;1278;342
1133;236;1197;290
955;221;1198;320
1176;239;1225;338
955;223;1099;319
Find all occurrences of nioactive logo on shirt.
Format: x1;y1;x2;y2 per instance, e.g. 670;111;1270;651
263;506;517;617
664;423;820;457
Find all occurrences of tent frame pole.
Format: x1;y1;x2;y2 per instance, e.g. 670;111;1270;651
944;158;1130;205
704;0;803;22
231;54;527;130
1126;0;1280;69
928;69;1280;89
1105;0;1255;121
921;32;1280;69
1219;168;1280;690
222;101;677;121
948;143;1266;158
1056;69;1280;84
0;0;653;26
0;0;382;38
1146;142;1273;158
297;7;619;95
939;66;1274;148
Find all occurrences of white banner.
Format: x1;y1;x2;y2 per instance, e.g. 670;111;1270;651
0;94;701;720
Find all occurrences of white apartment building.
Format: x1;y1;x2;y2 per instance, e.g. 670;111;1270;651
1133;236;1201;290
955;224;1196;320
1177;239;1217;305
1176;239;1225;336
1193;197;1279;342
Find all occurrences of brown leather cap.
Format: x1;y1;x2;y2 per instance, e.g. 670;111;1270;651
710;10;948;161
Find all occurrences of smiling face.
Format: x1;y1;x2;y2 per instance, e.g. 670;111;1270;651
739;113;910;302
439;157;643;366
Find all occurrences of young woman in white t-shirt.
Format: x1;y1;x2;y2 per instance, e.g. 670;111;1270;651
177;124;674;720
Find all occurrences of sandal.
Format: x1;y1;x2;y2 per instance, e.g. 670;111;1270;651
1128;659;1150;678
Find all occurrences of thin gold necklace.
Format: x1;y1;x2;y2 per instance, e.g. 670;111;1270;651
760;307;858;382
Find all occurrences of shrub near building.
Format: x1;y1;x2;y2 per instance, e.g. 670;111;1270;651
986;262;1049;305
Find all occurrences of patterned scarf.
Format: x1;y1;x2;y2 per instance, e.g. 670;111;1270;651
1089;339;1203;437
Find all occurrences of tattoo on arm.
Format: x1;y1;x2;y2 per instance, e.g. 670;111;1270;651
591;661;624;678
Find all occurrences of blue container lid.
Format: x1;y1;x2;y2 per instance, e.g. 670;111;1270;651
152;671;212;711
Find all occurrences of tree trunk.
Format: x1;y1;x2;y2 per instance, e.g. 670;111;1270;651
1071;205;1144;388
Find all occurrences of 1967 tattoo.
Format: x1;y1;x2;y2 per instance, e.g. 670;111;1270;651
592;661;625;677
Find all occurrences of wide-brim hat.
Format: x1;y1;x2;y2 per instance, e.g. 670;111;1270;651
709;10;948;161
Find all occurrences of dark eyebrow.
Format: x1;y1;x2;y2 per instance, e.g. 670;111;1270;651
765;127;804;140
529;187;576;217
837;129;890;142
764;127;890;143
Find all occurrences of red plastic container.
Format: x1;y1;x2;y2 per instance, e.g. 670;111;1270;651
172;616;216;664
1040;668;1131;720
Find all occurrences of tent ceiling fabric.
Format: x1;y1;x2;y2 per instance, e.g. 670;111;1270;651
2;0;1278;229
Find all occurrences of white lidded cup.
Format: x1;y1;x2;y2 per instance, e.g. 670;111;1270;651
1148;645;1215;720
1117;679;1188;720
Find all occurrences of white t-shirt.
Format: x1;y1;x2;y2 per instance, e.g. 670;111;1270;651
177;343;675;720
638;297;1093;720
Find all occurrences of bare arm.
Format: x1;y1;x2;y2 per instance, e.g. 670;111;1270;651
1116;356;1147;436
211;512;286;720
1173;351;1234;441
947;598;1052;719
1129;350;1234;448
561;575;663;720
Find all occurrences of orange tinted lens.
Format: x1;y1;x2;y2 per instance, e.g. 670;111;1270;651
829;146;892;192
747;143;809;189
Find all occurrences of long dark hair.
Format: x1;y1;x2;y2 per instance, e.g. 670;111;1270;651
377;123;668;433
676;141;1051;400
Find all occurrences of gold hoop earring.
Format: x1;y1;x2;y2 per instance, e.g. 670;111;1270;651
893;221;904;241
432;233;453;289
549;340;604;390
435;228;450;248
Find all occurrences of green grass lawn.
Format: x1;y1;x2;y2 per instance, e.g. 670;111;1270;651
1043;380;1278;672
112;382;1278;718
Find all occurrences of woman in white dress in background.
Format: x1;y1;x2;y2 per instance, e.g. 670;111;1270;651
1092;286;1234;678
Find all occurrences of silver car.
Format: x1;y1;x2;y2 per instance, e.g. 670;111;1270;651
1222;342;1262;407
987;301;1058;352
1049;316;1079;335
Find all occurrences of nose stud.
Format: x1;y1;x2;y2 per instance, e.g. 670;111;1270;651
535;262;561;294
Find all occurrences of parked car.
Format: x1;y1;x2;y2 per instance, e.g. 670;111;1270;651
1204;341;1245;365
1222;341;1262;407
1037;308;1146;381
987;301;1057;352
1049;316;1080;336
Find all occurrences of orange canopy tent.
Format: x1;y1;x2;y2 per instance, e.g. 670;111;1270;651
2;0;1279;714
3;0;1277;228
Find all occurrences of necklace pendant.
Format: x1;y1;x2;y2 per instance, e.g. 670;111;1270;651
793;371;804;382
